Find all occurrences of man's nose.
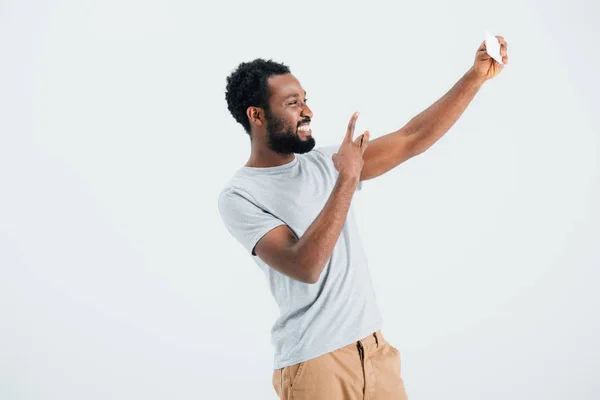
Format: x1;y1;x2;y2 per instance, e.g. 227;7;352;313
301;103;313;119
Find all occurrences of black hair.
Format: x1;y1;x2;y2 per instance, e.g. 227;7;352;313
225;58;290;135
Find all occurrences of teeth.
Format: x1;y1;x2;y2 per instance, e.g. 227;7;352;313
298;125;310;132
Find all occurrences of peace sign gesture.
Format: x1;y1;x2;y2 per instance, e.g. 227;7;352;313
332;112;370;181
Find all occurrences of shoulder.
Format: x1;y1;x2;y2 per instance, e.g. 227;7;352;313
217;172;256;211
218;178;255;207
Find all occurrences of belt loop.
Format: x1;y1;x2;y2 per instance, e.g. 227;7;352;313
373;332;379;348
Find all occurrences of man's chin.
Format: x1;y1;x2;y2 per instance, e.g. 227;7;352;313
267;132;315;154
295;137;316;154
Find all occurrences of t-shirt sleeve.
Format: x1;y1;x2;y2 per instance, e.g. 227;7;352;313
218;189;287;256
315;145;363;191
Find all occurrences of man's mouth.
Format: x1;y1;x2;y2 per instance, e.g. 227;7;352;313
298;124;312;136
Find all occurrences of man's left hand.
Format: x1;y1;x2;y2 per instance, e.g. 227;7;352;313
473;35;509;81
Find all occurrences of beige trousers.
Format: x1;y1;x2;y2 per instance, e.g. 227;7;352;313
272;330;408;399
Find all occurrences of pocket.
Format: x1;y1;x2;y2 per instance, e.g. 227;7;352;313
285;361;307;388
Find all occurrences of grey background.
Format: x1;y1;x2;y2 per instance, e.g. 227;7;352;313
1;0;598;398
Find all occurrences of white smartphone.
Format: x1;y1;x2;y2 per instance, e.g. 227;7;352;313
485;30;503;65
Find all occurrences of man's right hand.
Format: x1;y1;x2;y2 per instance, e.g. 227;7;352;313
253;111;370;284
332;112;370;182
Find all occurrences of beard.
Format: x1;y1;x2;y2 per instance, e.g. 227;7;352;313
264;108;315;154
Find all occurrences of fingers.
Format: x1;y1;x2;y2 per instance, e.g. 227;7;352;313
353;131;363;146
345;111;360;142
361;131;370;153
353;130;370;152
477;40;486;52
496;35;509;64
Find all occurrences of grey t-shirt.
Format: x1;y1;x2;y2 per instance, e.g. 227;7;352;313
218;145;382;369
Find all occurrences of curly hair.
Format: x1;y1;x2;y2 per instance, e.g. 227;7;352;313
225;58;291;135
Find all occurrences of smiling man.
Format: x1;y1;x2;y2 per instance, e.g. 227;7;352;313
218;37;508;400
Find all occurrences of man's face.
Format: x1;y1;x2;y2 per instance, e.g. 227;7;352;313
263;74;314;154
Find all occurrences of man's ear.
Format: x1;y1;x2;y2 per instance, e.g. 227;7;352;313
246;107;265;128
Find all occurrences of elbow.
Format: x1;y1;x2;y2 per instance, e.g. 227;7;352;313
304;273;320;285
304;259;329;284
287;242;326;284
293;255;322;284
298;260;321;284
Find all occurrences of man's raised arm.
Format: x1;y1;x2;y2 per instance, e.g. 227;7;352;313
361;36;509;181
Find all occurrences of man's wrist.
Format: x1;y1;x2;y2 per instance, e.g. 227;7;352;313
337;172;360;188
466;67;488;86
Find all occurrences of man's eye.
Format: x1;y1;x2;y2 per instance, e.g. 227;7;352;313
289;99;307;106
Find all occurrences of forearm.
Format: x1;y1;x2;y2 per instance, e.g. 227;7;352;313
405;67;486;155
291;174;358;283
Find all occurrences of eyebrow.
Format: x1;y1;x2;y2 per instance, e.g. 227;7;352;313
284;92;307;100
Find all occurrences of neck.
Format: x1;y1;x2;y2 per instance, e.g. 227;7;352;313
245;136;295;168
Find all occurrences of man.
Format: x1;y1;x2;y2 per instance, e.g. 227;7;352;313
218;37;509;400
